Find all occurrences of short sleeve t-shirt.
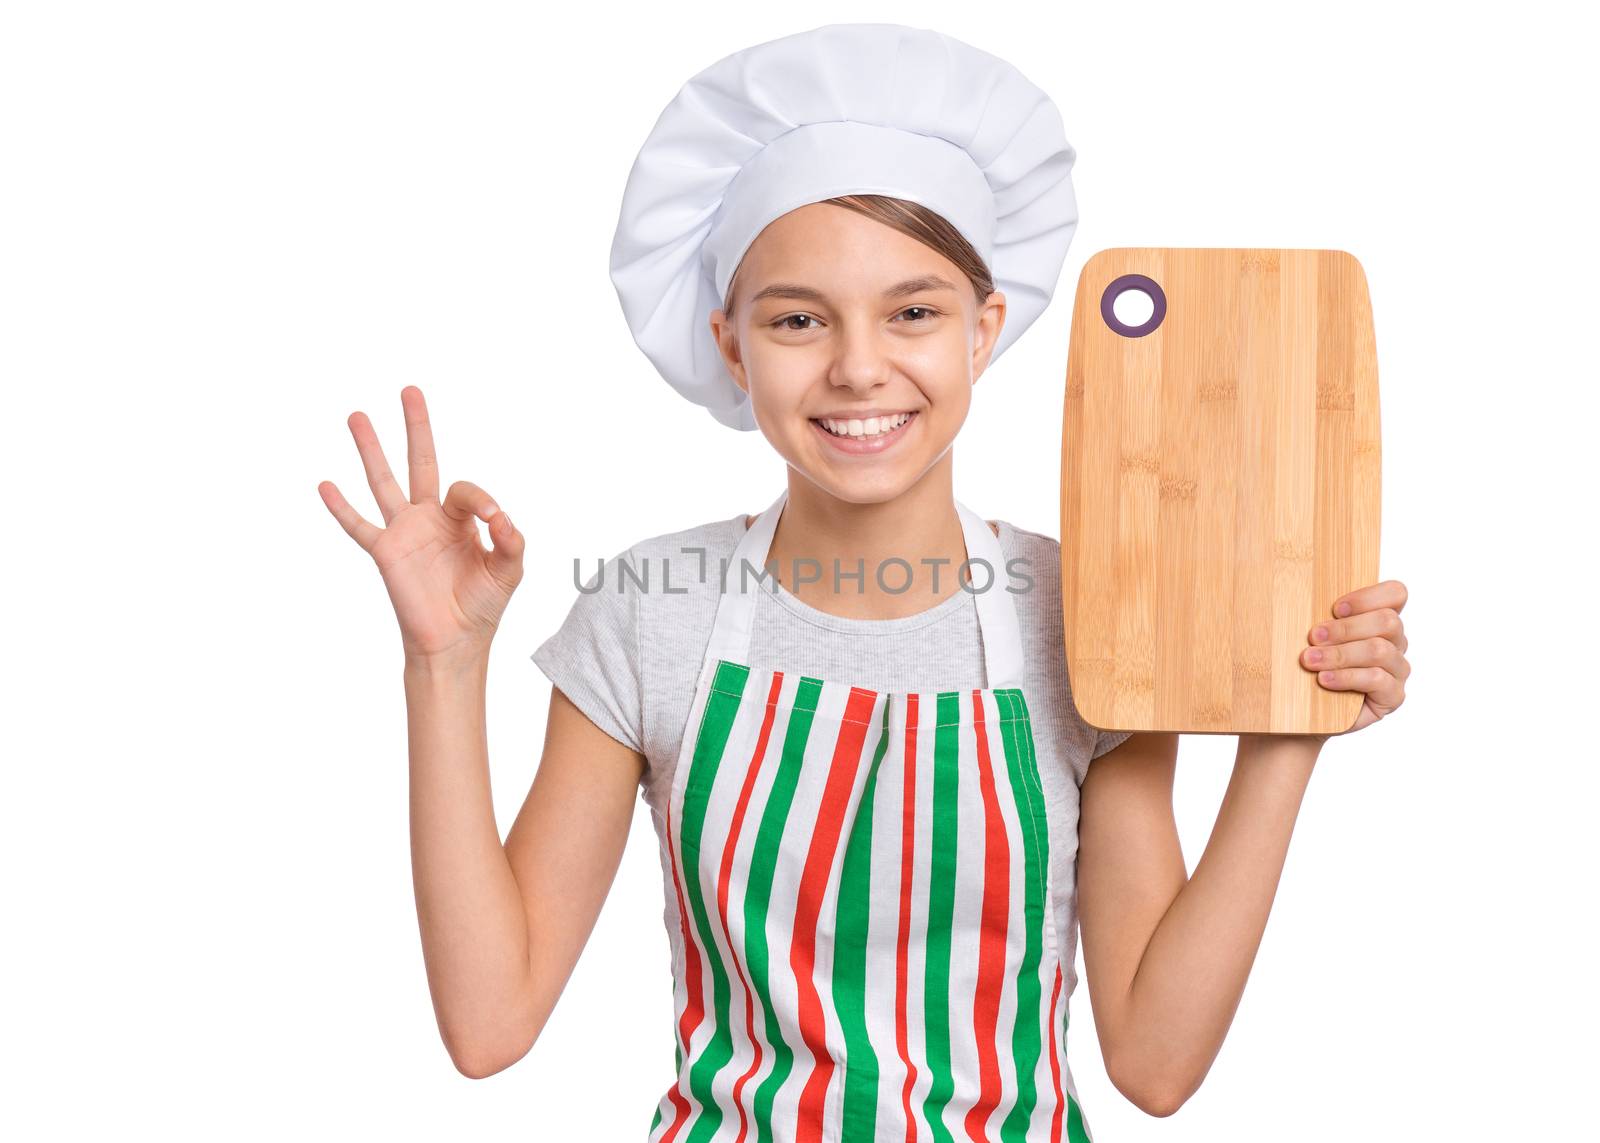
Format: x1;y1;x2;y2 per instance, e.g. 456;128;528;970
531;508;1133;1010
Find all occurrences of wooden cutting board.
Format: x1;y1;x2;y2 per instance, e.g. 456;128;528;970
1061;248;1381;736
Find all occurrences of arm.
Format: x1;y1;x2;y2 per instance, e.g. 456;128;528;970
1076;580;1410;1116
405;649;644;1078
319;384;647;1079
1076;730;1320;1117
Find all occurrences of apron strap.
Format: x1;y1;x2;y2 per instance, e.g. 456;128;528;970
703;487;1027;689
955;497;1026;690
701;486;789;669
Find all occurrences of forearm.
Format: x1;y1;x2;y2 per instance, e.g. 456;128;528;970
1117;734;1321;1103
404;647;536;1071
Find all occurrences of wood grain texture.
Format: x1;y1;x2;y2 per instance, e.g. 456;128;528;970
1061;248;1381;735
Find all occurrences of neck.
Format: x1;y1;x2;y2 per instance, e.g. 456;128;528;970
756;455;990;620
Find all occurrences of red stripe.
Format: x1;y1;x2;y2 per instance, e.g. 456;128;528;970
895;693;921;1141
659;790;701;1141
792;686;879;1143
1048;964;1065;1143
719;671;785;1143
963;688;1012;1141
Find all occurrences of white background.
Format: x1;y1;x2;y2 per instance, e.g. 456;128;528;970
3;1;1594;1138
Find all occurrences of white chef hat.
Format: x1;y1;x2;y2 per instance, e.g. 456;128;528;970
608;22;1079;431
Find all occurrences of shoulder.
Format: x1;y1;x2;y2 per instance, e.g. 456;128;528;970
991;518;1065;628
548;512;746;631
627;511;747;561
994;518;1061;576
568;511;748;621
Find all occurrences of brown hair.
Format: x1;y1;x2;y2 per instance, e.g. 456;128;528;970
723;193;995;317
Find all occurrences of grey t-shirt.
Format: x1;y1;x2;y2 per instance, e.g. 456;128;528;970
531;508;1133;1007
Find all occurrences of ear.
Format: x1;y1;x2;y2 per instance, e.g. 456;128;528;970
970;290;1007;383
709;308;749;395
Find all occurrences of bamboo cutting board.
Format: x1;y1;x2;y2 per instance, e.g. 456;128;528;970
1061;248;1381;736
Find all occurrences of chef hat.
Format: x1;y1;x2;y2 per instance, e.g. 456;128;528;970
608;22;1079;431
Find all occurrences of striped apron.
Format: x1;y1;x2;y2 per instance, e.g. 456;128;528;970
649;488;1093;1143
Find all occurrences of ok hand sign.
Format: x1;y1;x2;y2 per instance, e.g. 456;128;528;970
318;386;525;661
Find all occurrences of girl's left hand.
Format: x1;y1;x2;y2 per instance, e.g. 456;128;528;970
1302;579;1410;733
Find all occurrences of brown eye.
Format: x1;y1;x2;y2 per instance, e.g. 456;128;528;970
898;306;936;322
774;314;816;331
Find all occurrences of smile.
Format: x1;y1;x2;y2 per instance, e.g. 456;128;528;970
810;411;918;454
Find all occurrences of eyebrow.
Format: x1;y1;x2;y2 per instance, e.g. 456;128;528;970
747;274;960;305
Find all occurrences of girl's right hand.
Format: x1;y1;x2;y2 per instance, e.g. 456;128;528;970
318;385;526;662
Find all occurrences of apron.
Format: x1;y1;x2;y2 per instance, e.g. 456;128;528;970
648;488;1094;1143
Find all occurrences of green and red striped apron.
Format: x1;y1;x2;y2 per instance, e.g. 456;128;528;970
649;489;1094;1143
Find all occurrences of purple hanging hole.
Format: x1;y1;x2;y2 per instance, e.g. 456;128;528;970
1101;274;1167;338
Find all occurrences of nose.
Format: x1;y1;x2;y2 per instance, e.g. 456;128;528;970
825;321;891;396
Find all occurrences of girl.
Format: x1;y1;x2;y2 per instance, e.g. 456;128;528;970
318;23;1410;1141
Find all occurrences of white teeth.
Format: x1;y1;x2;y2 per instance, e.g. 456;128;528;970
819;412;912;438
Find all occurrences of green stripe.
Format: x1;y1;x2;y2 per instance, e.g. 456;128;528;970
679;659;749;1142
833;699;891;1137
747;676;824;1139
996;687;1050;1140
920;690;962;1142
1005;684;1090;1140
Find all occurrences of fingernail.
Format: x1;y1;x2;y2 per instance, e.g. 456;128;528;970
1319;670;1334;683
483;503;499;518
1313;626;1328;642
1336;601;1352;617
1306;649;1323;665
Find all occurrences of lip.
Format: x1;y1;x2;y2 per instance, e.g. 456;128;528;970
810;410;918;455
811;407;916;420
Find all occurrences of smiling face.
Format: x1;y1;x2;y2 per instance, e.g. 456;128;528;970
709;202;1006;505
